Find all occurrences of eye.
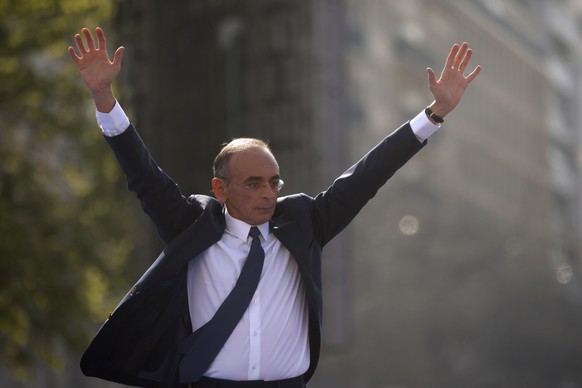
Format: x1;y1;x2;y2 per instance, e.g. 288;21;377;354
246;182;260;190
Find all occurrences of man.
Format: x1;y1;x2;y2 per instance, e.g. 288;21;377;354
69;27;480;388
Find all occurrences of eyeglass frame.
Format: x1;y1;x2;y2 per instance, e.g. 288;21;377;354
216;176;285;192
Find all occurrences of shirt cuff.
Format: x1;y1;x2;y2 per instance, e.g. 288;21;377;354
96;101;131;137
410;110;440;142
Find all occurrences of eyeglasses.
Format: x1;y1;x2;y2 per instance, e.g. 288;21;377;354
217;176;284;192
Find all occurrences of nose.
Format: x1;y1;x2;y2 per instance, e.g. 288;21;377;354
259;182;278;198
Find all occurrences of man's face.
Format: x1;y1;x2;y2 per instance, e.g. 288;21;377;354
212;147;281;226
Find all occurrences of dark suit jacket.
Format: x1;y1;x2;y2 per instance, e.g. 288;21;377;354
80;122;426;387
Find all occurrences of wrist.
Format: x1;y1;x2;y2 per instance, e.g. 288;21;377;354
428;101;451;116
426;101;450;124
90;88;116;113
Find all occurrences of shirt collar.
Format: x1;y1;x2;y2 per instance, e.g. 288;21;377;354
224;209;270;242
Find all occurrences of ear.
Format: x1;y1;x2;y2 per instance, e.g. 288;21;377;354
212;177;228;204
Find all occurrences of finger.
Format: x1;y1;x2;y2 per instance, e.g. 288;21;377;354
82;28;96;51
445;44;460;70
465;65;482;83
459;48;473;72
68;46;81;63
453;42;469;69
74;33;87;53
96;27;106;51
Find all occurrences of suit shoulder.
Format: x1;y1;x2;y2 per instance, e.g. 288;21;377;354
277;193;313;206
275;193;314;217
188;194;221;209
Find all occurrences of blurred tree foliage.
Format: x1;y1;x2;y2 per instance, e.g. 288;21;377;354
0;0;132;381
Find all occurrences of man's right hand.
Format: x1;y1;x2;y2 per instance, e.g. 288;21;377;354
68;27;124;113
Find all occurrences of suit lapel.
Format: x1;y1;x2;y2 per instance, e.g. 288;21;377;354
131;198;226;295
271;213;309;267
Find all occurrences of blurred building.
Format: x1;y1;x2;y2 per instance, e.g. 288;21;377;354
313;1;582;387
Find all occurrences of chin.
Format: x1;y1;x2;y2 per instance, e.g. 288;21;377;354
254;211;274;224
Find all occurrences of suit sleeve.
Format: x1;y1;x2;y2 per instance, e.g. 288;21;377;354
312;122;426;247
105;124;203;243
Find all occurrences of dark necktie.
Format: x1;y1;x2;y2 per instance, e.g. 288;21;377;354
179;226;265;383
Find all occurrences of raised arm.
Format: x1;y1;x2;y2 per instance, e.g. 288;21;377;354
312;42;481;245
68;27;125;113
68;27;200;243
426;42;481;122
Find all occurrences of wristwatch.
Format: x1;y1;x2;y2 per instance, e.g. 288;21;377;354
425;107;444;124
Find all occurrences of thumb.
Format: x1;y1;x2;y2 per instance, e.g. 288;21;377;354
113;46;125;65
427;67;437;88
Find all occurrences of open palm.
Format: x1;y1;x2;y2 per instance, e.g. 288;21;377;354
68;27;124;111
427;42;481;117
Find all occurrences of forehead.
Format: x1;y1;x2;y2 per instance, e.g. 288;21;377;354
227;147;279;179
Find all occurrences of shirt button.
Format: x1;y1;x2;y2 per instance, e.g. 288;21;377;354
252;365;257;370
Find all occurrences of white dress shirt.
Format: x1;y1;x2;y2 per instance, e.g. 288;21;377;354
187;211;310;380
95;101;439;380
